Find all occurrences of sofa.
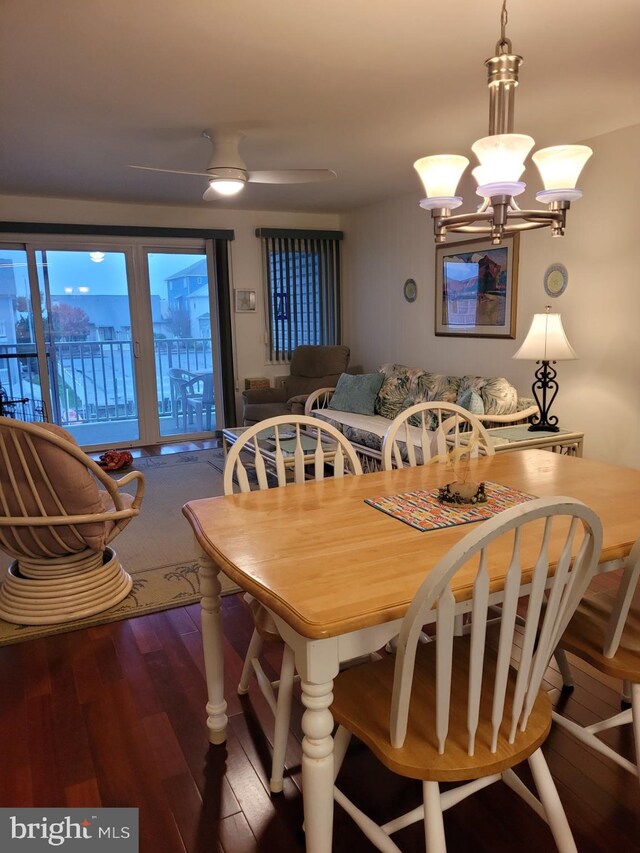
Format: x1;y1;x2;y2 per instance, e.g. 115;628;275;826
306;362;538;470
242;344;351;426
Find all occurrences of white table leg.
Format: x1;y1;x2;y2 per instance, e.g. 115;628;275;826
197;548;228;744
300;678;335;852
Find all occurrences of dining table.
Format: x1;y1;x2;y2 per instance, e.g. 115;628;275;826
182;448;640;852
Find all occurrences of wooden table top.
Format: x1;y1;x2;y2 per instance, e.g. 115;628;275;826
183;450;640;640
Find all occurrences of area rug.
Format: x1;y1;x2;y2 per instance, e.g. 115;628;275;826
0;448;240;646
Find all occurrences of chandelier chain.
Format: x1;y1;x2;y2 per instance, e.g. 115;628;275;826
497;0;512;54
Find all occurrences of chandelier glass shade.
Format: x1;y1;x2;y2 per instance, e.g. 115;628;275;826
415;1;592;244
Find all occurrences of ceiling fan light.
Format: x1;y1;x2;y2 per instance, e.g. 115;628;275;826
532;144;593;191
471;133;534;183
209;178;245;196
413;155;469;199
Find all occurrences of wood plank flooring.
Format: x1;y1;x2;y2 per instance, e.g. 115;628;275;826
0;589;638;852
2;441;638;851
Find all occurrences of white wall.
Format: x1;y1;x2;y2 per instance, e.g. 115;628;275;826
341;123;640;468
2;123;638;464
0;195;340;417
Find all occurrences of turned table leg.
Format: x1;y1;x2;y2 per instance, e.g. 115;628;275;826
300;678;335;852
197;548;228;744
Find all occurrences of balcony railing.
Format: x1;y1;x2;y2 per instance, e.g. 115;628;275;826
0;338;213;428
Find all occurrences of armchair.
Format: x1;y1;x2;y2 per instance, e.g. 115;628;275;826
0;417;144;625
242;344;350;426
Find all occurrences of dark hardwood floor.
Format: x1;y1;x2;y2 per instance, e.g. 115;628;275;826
1;441;638;851
0;581;638;853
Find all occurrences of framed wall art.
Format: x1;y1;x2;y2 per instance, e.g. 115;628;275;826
234;289;256;312
435;233;519;338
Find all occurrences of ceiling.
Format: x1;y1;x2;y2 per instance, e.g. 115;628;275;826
1;0;639;214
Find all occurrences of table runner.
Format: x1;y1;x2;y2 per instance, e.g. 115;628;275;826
365;480;535;532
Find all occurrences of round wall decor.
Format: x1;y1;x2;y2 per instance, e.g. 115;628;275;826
543;263;568;298
403;278;417;303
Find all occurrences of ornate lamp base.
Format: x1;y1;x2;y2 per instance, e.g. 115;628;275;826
528;360;561;433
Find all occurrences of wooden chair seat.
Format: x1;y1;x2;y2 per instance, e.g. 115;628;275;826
332;636;551;782
552;541;640;783
558;590;640;681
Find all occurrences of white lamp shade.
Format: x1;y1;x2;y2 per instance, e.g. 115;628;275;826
471;133;535;183
513;312;578;361
413;155;469;198
531;145;593;191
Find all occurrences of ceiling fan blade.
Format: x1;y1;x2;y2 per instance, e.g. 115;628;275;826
202;185;225;202
128;164;212;178
247;169;337;185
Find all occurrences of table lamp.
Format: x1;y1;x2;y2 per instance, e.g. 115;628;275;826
513;306;577;432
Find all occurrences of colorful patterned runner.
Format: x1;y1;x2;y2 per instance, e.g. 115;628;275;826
365;481;535;532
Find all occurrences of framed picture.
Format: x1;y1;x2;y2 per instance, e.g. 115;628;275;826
435;234;519;338
234;289;256;312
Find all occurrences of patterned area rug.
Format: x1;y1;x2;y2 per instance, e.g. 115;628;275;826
0;448;239;646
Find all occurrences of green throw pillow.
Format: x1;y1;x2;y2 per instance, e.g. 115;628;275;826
328;372;384;416
456;388;485;416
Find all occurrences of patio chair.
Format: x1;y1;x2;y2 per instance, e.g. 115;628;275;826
0;417;144;625
184;372;215;432
224;414;362;792
552;537;640;783
169;368;200;430
331;497;602;852
381;401;495;470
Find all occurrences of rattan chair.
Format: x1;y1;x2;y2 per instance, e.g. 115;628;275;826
330;497;602;852
224;414;362;792
0;417;144;625
552;537;640;781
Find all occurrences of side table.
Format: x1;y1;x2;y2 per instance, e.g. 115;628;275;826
487;425;584;457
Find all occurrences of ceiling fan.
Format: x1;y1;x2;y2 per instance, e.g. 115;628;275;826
129;130;337;199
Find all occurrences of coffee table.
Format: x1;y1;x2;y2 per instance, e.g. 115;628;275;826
222;425;339;473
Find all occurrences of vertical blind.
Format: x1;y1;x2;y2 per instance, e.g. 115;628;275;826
256;228;343;362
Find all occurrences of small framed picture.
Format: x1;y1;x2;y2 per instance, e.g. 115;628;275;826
435;234;519;338
234;289;256;312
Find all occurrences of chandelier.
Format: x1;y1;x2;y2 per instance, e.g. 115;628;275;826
414;0;592;245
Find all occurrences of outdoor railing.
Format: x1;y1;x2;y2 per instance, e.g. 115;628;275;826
0;338;213;427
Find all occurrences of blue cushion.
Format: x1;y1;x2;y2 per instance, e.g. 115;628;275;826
328;373;384;416
456;388;485;416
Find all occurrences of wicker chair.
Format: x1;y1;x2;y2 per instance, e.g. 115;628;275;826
0;417;144;625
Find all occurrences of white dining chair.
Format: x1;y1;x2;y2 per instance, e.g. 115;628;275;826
552;536;640;783
223;414;362;792
381;401;495;471
330;496;602;852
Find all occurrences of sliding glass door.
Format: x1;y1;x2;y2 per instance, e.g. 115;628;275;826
0;236;225;449
36;248;141;446
145;251;217;439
